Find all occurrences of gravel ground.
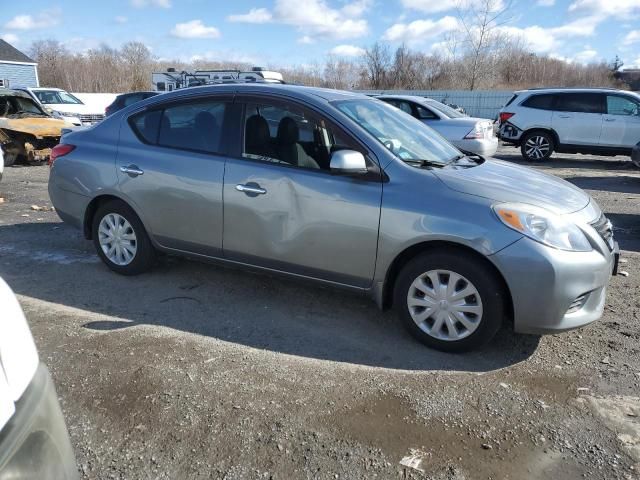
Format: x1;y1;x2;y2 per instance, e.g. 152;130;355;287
0;146;639;480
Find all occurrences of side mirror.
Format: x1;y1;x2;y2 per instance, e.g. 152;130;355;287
329;150;368;175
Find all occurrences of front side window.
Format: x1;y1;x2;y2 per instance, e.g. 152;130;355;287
555;93;604;114
606;95;640;116
242;102;357;171
34;90;83;105
334;99;461;166
415;104;438;120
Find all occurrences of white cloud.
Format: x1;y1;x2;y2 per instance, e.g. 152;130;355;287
623;30;640;46
131;0;171;7
400;0;457;13
573;48;598;64
227;8;273;23
569;0;640;18
298;36;315;44
171;20;221;39
4;10;60;30
329;44;365;56
537;0;555;5
627;56;640;68
383;16;459;43
1;33;19;44
115;16;128;24
273;0;369;40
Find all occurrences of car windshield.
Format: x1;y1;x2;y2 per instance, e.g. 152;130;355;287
0;95;48;117
333;99;461;166
34;90;83;105
426;100;466;118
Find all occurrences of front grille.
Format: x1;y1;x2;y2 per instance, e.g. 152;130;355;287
567;292;589;314
590;213;614;250
79;113;104;124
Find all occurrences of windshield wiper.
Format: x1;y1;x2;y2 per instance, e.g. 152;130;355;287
404;159;448;169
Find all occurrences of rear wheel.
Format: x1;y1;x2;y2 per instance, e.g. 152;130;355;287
521;131;554;161
92;200;155;275
394;251;505;352
3;153;18;167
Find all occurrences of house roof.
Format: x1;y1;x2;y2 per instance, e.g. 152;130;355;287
0;39;36;64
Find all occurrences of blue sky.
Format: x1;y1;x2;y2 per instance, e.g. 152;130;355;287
1;0;640;68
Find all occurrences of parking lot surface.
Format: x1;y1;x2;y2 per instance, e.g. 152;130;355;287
1;147;639;479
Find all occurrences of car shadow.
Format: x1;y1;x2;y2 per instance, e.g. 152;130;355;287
0;222;540;373
494;151;635;172
564;176;640;195
606;213;640;253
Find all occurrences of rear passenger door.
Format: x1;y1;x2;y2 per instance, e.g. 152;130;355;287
116;95;233;256
552;93;604;145
600;94;640;148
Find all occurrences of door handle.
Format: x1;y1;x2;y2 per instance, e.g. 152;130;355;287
236;183;267;195
557;114;572;118
120;165;144;176
604;117;616;122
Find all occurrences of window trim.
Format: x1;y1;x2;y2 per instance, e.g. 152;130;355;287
231;93;382;180
127;94;235;157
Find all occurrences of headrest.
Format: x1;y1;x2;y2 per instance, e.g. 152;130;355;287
276;116;299;145
246;115;270;146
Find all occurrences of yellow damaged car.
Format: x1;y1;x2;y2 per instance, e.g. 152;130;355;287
0;89;73;166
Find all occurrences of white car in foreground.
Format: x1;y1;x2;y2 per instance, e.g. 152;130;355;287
15;87;105;127
0;277;78;478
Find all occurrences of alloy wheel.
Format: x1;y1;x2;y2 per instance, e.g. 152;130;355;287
407;270;483;341
524;135;550;160
98;213;138;266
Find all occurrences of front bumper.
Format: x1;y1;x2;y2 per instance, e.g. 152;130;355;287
0;364;78;480
451;137;498;157
491;236;615;334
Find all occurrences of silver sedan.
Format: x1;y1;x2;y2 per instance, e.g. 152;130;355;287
378;95;498;157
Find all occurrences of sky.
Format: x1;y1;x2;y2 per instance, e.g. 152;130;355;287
1;0;640;69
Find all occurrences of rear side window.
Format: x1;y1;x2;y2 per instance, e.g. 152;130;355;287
555;93;604;114
130;99;228;154
521;94;555;110
123;94;143;107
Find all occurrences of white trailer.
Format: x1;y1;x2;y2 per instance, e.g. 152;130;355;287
151;67;284;92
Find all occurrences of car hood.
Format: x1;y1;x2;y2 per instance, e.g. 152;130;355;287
434;159;590;215
0;116;70;137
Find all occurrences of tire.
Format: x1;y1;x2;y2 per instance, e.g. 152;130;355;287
91;200;155;275
521;131;554;161
393;250;505;353
3;153;18;167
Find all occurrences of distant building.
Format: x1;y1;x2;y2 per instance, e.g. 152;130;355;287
0;39;39;88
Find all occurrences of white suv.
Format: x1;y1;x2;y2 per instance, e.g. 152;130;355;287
15;87;105;127
498;88;640;161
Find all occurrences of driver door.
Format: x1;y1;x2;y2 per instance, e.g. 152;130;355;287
222;97;383;288
600;94;640;148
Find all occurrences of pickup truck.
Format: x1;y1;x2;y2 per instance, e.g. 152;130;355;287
0;277;78;479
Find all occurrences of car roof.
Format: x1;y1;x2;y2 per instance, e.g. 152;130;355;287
515;87;630;95
29;87;65;92
147;83;367;104
0;88;35;99
377;94;428;102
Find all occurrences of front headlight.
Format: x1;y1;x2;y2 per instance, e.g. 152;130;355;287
493;203;592;252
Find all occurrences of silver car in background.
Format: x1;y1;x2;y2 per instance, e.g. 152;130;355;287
48;85;617;352
378;94;498;156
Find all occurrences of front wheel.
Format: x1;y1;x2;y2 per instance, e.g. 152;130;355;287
521;131;554;161
92;200;155;275
394;251;506;352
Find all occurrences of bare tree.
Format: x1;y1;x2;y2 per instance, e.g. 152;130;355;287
457;0;513;90
362;42;392;89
